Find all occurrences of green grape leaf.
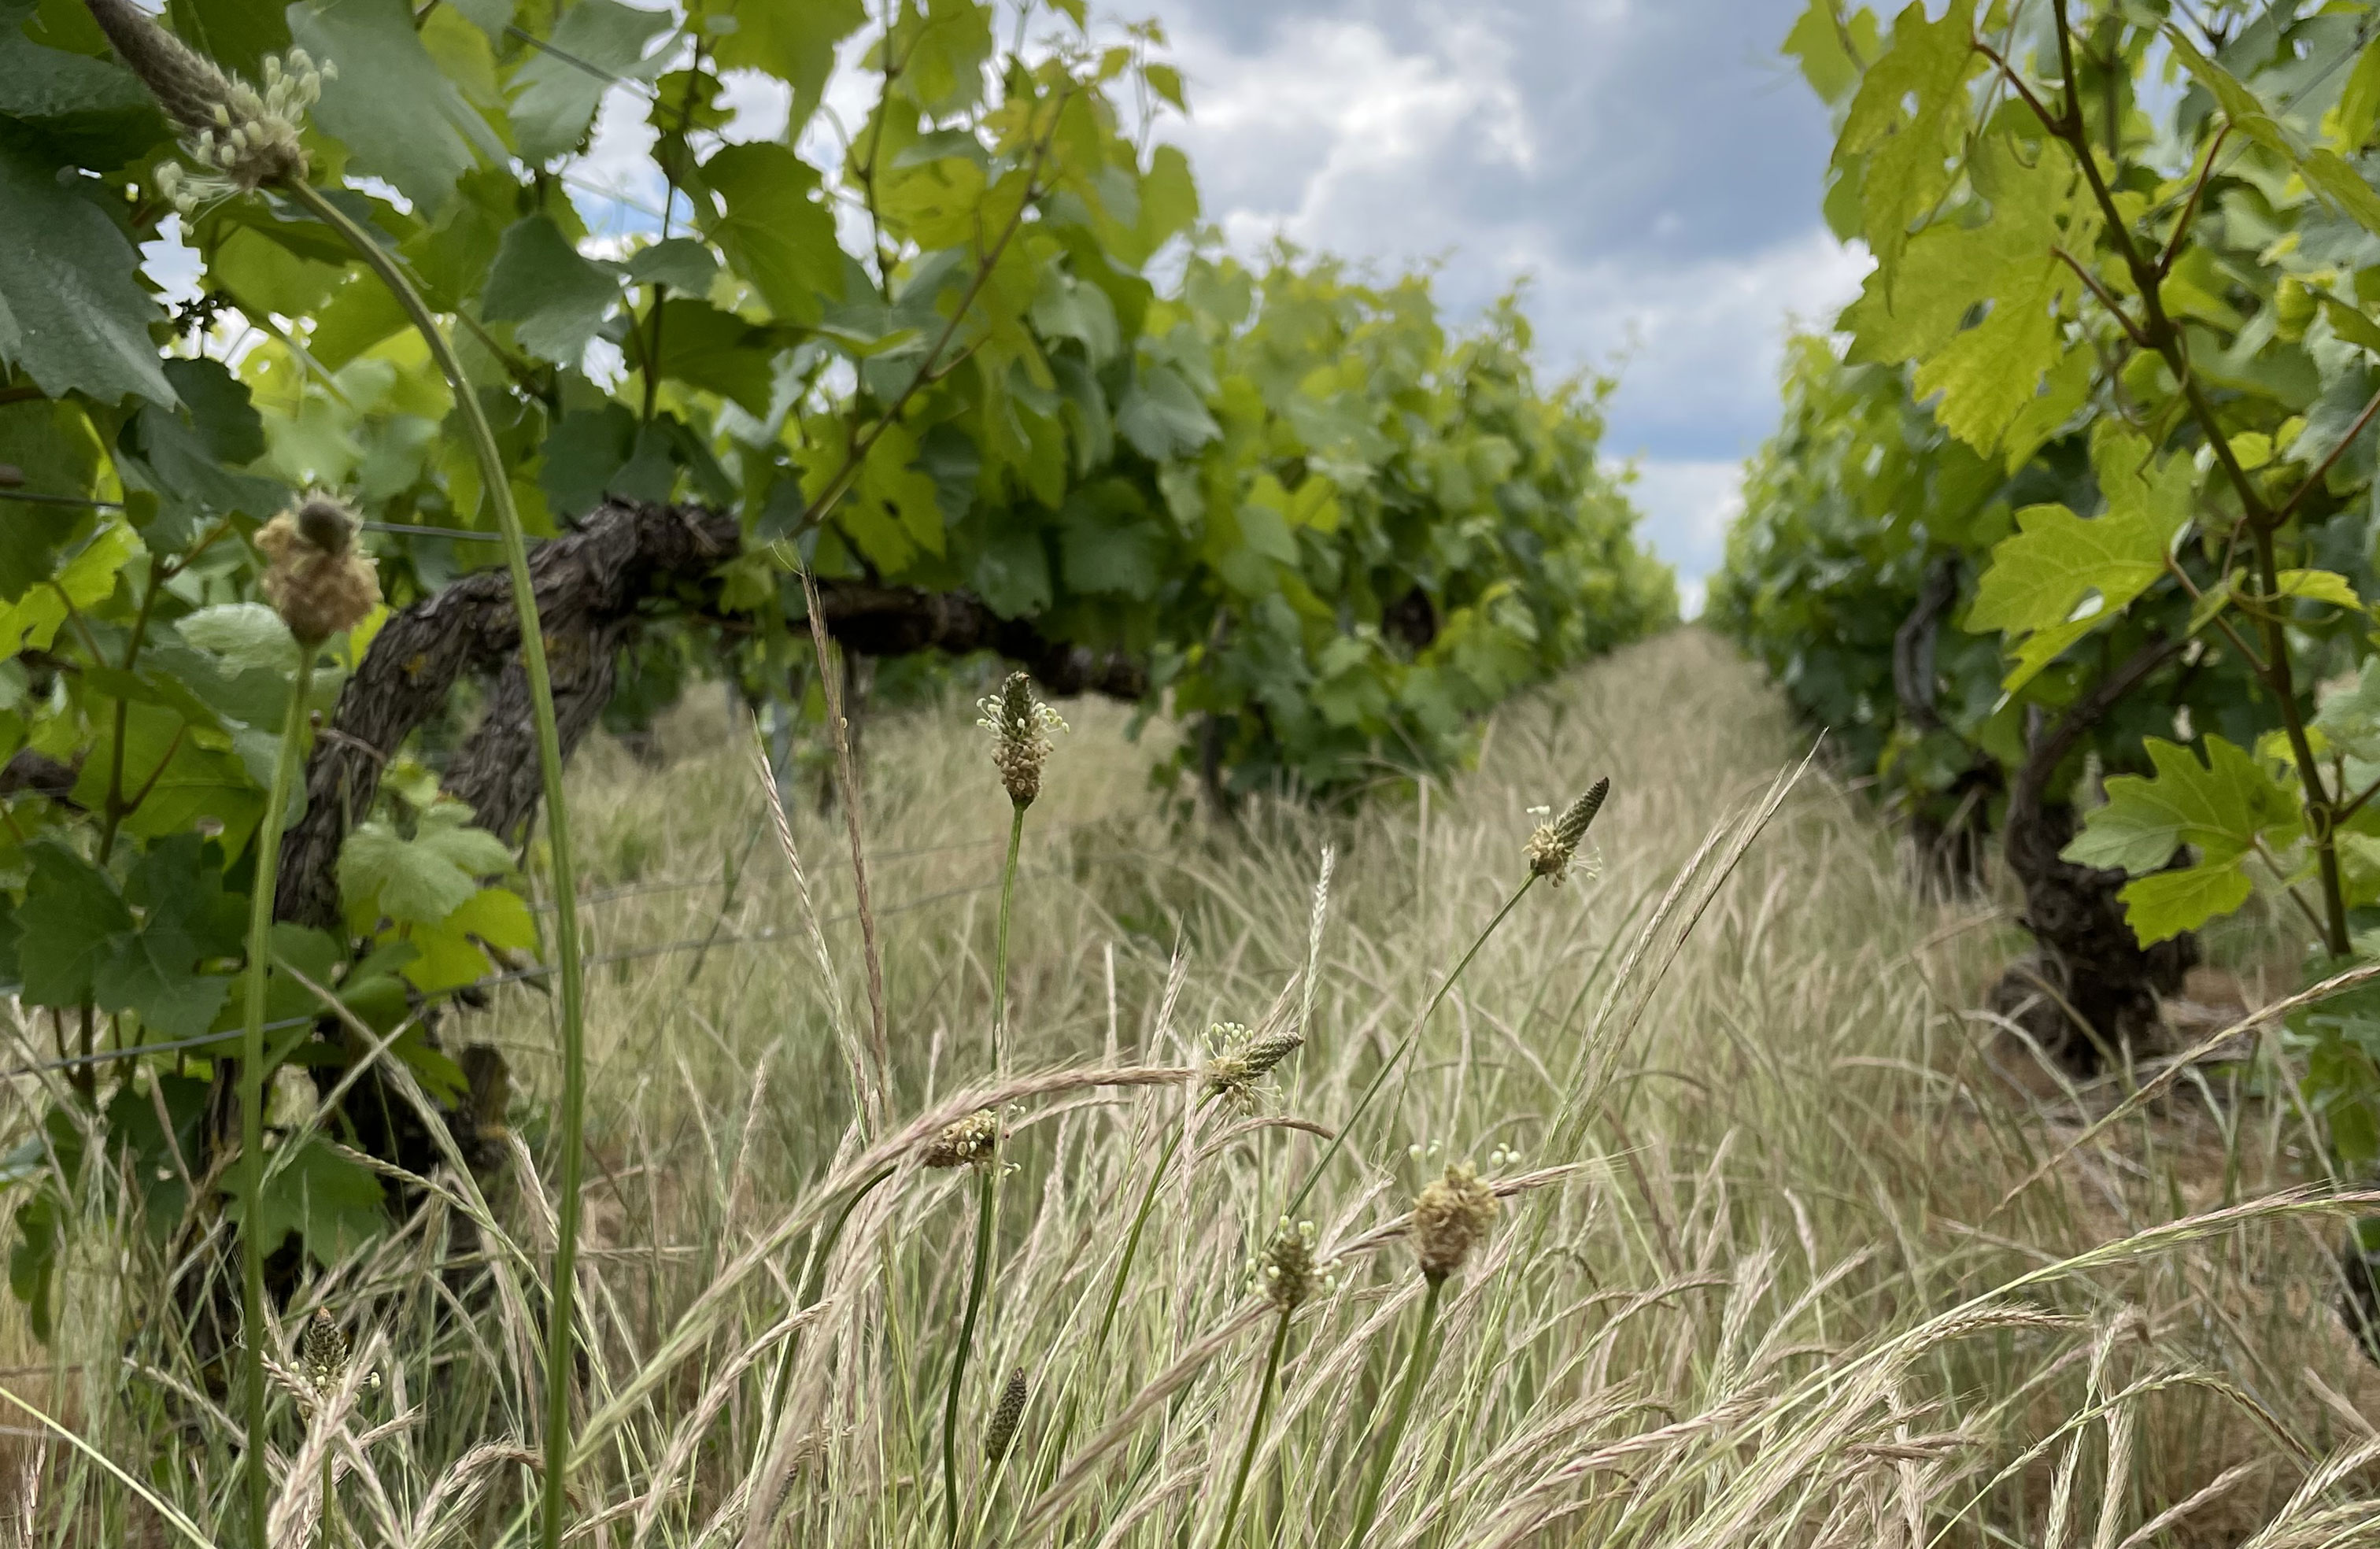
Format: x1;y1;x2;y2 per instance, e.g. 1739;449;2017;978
1965;427;2193;689
162;358;268;466
338;803;516;931
75;701;267;856
0;398;102;597
2316;658;2380;763
2063;735;2301;875
2335;34;2380;152
624;238;719;298
208;224;347;320
2271;567;2365;612
1136;142;1199;257
0;19;167;167
0;140;173;405
2320;295;2380;357
94;927;233;1042
1837;2;1978;275
2301;150;2380;238
179;604;301;675
13;839;133;1008
630;298;779;415
508;0;671;162
1784;0;1876;105
0;521;142;657
701;142;843;326
482;214;624;365
2166;31;2299;156
693;0;866;129
1144;61;1185;112
892;0;994;119
227;1137;387;1267
167;0;294;78
1116;362;1219;459
2116;862;2256;946
290;0;510;216
307;274;410;372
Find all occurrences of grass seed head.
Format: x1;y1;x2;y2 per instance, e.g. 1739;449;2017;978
1413;1163;1499;1284
984;1366;1028;1465
300;1308;346;1393
1526;777;1611;884
1203;1022;1303;1113
259;495;380;645
922;1108;1000;1170
88;0;330;209
978;671;1065;807
1257;1219;1328;1311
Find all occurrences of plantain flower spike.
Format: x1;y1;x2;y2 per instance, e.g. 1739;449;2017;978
1411;1163;1499;1285
977;670;1065;808
1525;777;1611;885
1203;1022;1303;1114
299;1307;347;1396
922;1108;1000;1170
1256;1218;1329;1311
258;494;380;645
85;0;331;213
983;1366;1029;1465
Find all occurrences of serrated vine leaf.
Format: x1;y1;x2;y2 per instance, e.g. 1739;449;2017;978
482;214;623;365
339;804;516;931
506;0;669;163
1966;428;2192;689
1836;3;1979;277
291;0;509;216
226;1137;386;1268
2064;736;2298;875
0;141;172;406
2116;863;2256;946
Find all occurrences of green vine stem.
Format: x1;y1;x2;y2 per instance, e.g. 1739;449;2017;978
1212;1307;1292;1549
1341;1275;1443;1549
235;648;316;1547
279;177;591;1549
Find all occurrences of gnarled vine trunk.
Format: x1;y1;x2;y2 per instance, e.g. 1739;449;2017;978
1988;638;2196;1071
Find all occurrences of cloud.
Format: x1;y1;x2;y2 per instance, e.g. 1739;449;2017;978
1623;458;1746;618
1151;0;1860;592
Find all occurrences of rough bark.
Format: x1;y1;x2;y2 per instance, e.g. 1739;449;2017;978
277;499;741;930
809;581;1146;699
1892;557;1994;897
1891;556;1961;734
1990;636;2197;1070
279;501;1149;927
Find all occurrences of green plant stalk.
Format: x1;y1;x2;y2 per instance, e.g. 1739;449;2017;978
280;178;591;1549
944;1164;998;1545
1342;1275;1443;1549
992;803;1025;1073
944;797;1027;1536
1094;1111;1196;1353
1284;878;1534;1219
316;1436;336;1549
1213;1308;1292;1549
235;649;316;1549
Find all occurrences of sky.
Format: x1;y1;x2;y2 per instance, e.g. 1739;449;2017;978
1140;0;1870;612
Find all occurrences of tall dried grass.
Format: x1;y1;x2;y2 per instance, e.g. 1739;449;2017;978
5;627;2378;1546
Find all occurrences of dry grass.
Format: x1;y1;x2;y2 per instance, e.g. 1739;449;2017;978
6;627;2380;1545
